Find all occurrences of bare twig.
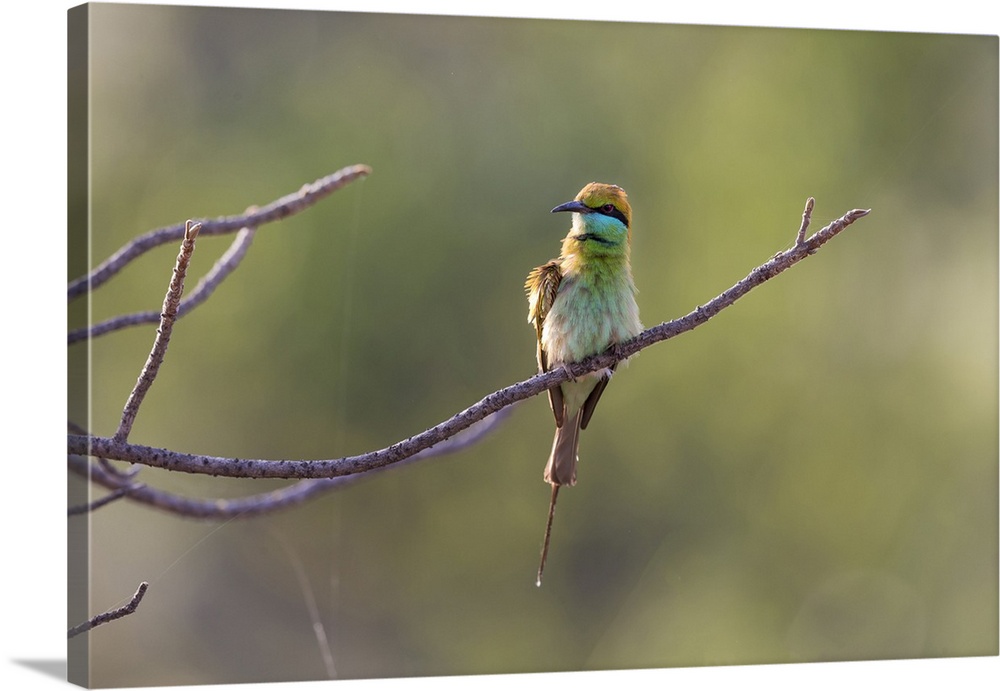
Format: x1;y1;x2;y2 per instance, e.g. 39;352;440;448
67;483;146;516
67;582;149;638
68;164;371;300
796;196;815;246
69;225;258;345
69;203;870;481
114;221;200;443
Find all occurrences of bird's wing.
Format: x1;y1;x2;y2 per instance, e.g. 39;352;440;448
525;260;562;370
525;261;565;427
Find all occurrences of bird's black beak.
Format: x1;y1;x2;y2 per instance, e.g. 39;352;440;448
551;200;591;214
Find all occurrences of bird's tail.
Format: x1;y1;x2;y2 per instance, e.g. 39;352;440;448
543;410;581;487
536;484;560;587
536;411;581;586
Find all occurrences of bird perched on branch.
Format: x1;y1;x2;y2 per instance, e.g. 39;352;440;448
525;182;643;586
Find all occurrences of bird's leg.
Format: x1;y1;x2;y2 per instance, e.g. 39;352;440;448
591;341;627;379
558;363;577;383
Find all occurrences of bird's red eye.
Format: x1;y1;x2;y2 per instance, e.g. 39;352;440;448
601;204;614;213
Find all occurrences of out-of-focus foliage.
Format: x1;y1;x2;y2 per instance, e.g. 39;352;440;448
70;5;997;687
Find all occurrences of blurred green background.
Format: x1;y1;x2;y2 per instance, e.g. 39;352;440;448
68;4;997;687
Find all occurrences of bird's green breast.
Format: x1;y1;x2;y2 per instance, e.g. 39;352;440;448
541;259;642;366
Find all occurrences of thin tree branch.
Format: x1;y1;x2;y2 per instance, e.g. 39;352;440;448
68;164;371;301
69;225;257;345
67;582;149;638
67;406;515;519
114;221;201;443
68;201;870;482
67;483;146;516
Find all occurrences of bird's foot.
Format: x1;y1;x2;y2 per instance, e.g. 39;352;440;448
559;363;577;382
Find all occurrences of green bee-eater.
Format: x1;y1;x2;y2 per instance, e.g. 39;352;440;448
525;182;643;585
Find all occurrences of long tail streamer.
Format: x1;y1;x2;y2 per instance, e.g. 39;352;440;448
536;484;561;587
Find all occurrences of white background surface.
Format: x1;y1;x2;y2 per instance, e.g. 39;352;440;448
2;1;997;690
